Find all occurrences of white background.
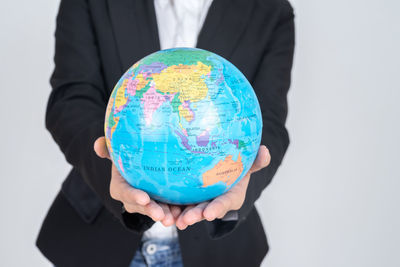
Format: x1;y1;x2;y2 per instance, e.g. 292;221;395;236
0;0;399;266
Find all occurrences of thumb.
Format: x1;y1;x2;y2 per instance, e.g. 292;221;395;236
249;145;271;174
94;137;111;160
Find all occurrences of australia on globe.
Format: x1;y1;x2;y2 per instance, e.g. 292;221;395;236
104;48;262;204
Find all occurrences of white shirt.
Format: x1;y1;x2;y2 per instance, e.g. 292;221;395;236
142;0;213;241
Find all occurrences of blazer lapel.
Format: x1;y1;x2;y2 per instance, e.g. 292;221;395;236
197;0;255;60
107;0;160;72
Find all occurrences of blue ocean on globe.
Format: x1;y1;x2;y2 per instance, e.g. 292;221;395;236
105;47;262;204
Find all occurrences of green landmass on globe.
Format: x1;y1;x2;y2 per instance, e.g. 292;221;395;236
104;47;262;204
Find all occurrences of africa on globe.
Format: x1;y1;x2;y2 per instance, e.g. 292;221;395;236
104;48;262;204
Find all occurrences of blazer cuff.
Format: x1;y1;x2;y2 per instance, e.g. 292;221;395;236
121;208;156;233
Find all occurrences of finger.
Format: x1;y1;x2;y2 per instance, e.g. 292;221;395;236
94;137;110;159
110;166;150;205
123;201;163;222
204;174;249;218
176;205;195;230
249;145;271;174
170;205;182;219
123;202;140;214
183;202;209;226
228;173;250;196
143;200;165;221
159;203;174;227
203;196;232;221
120;185;151;206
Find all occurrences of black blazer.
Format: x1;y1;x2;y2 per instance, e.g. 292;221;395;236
36;0;295;266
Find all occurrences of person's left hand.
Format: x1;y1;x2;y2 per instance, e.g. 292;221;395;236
175;145;271;230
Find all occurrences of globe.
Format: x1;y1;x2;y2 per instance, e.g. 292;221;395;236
104;48;262;204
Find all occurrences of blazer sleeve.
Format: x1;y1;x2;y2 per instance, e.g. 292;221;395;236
207;1;295;239
46;0;155;233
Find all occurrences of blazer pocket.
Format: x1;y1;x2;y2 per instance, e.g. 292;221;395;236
61;168;103;224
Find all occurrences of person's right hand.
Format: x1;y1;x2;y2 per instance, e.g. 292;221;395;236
94;137;181;226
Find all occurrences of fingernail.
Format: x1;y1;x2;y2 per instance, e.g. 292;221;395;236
204;211;214;221
184;218;193;226
137;195;150;205
137;198;147;205
204;214;214;221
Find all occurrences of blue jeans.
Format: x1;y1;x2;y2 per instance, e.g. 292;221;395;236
129;237;183;267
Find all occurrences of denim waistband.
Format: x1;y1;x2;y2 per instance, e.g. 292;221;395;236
131;237;183;267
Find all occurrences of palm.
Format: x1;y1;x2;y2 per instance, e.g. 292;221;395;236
94;137;182;226
175;145;270;230
94;136;270;229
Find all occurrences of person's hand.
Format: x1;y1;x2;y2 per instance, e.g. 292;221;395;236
175;145;271;230
94;137;182;226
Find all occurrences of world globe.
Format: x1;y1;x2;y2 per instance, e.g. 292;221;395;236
104;48;262;204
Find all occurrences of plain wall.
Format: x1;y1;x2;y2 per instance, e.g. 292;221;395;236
0;0;399;266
